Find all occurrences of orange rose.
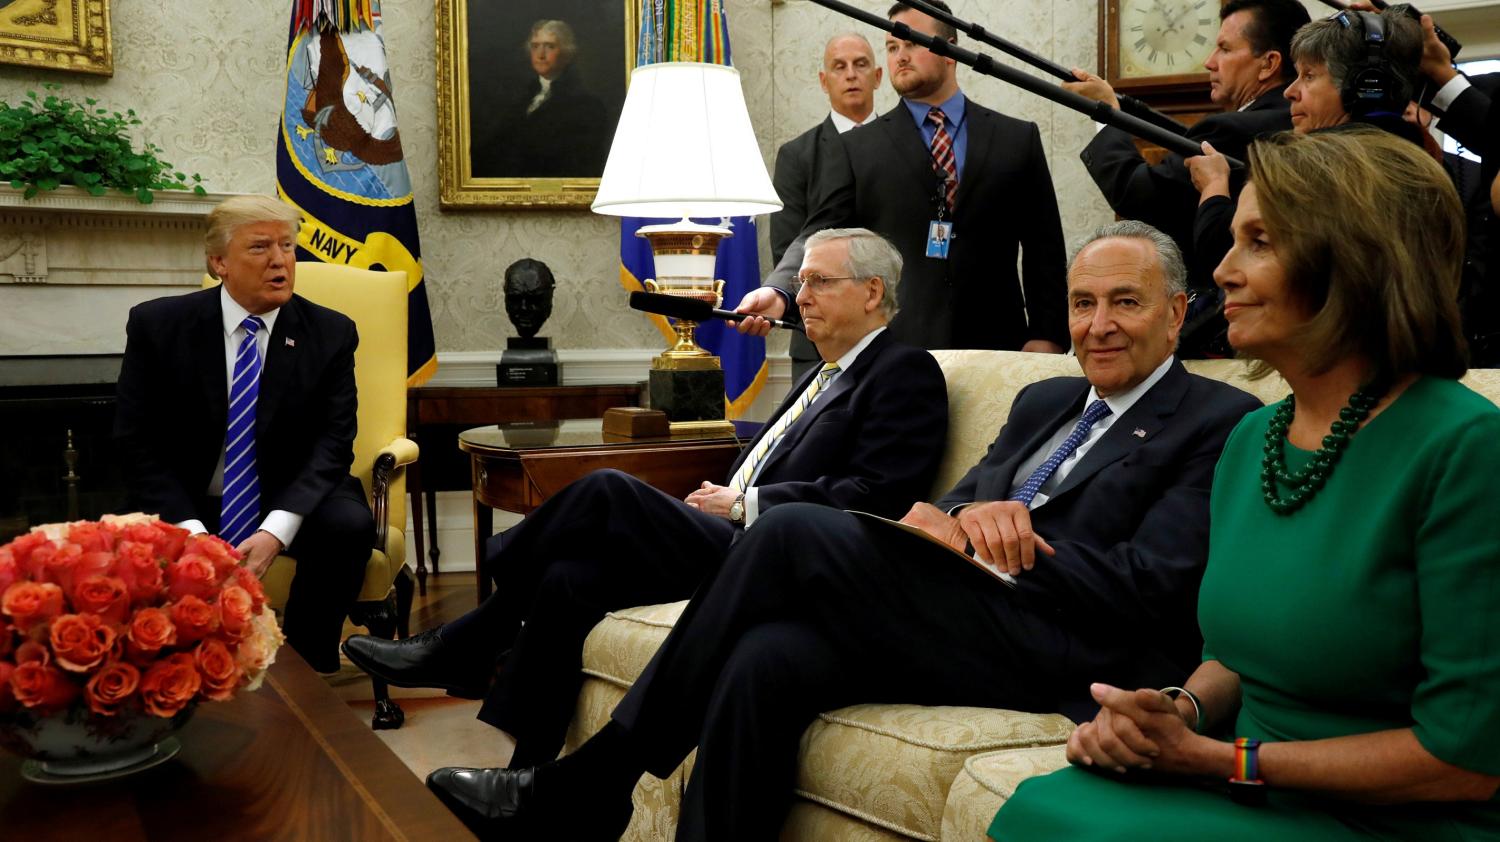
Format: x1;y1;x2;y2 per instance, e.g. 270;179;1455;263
167;555;220;602
120;521;188;563
14;639;49;665
42;541;83;591
49;613;116;673
231;567;267;613
72;575;130;624
193;639;242;701
73;550;118;585
170;595;220;644
183;534;241;582
21;540;54;582
84;661;141;716
67;521;118;554
2;581;65;633
3;531;52;571
115;541;166;604
0;661;16;712
0;551;18;596
217;586;255;642
10;661;79;714
125;607;177;661
139;652;200;717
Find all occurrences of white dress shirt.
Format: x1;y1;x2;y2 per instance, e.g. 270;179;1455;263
742;325;888;526
176;287;301;548
828;108;876;134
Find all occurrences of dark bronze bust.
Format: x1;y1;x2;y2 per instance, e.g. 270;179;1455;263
503;258;556;340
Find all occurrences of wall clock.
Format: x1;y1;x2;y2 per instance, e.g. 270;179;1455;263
1100;0;1220;105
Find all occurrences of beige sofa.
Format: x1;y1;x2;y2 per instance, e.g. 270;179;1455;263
562;350;1500;841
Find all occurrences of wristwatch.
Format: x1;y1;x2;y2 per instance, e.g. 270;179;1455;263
728;494;746;525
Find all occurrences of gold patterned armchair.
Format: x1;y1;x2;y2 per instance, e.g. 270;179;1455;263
205;263;418;728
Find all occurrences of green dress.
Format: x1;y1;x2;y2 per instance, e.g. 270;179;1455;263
989;377;1500;841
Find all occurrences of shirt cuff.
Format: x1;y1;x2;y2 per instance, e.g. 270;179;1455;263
1093;121;1107;134
743;487;761;527
1431;74;1471;113
257;510;303;550
946;502;970;516
176;519;208;536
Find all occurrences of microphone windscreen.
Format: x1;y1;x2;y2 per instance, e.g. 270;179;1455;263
627;291;714;322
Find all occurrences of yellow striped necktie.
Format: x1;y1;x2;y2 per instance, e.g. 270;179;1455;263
731;362;841;492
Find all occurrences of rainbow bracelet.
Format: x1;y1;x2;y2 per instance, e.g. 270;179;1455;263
1228;737;1267;805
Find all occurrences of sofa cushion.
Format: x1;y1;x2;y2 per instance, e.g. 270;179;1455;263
940;746;1070;841
581;601;687;688
794;704;1074;842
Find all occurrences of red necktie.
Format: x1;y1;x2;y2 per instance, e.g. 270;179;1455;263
926;107;958;213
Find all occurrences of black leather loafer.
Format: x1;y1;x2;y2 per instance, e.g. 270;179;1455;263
341;628;489;698
425;765;631;841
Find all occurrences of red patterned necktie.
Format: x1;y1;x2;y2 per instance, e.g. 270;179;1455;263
926;107;958;213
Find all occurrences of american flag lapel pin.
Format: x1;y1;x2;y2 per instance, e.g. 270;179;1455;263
1132;427;1147;438
285;337;296;348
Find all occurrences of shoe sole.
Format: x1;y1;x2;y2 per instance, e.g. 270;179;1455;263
340;641;489;698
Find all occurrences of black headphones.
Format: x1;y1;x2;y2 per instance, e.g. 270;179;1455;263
1335;11;1410;117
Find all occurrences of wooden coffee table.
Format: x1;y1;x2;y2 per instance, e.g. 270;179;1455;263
0;652;476;841
460;418;751;600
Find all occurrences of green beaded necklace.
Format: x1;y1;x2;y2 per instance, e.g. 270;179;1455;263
1260;382;1388;515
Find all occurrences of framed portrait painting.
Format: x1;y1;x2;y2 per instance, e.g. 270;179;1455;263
437;0;634;209
0;0;112;76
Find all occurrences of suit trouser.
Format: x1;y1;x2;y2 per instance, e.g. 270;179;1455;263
611;503;1095;842
208;475;372;673
439;468;736;768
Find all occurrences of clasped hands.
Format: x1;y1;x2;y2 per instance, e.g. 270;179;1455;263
684;482;739;518
899;500;1055;576
1068;683;1206;775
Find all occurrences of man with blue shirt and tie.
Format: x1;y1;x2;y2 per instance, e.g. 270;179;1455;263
114;195;373;673
740;1;1069;355
422;221;1261;842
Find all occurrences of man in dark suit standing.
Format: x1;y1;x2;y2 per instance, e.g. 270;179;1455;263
114;195;373;673
741;1;1069;354
1069;0;1308;293
344;228;949;770
772;33;882;382
1417;12;1497;155
423;221;1261;841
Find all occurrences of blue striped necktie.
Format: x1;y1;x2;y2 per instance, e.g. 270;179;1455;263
1010;399;1112;508
220;315;264;547
731;362;840;492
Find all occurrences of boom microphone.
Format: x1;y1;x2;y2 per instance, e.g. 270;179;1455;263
628;291;805;334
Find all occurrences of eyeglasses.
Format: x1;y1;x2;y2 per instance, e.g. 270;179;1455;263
793;273;862;295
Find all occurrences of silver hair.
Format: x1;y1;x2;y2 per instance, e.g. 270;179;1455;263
804;227;903;319
528;19;578;64
1069;220;1188;297
1289;8;1421;96
824;31;875;60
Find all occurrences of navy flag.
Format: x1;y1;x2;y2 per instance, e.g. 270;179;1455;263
275;0;437;385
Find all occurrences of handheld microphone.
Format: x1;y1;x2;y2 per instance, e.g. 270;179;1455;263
628;291;805;334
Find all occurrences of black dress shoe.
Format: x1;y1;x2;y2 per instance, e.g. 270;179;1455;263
341;628;489;698
426;765;631;841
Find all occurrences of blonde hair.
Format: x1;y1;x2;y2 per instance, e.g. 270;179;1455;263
204;195;301;278
1248;126;1467;380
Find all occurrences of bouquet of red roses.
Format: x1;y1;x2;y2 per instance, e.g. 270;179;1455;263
0;514;283;721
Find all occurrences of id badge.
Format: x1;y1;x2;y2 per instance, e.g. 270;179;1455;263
925;220;953;260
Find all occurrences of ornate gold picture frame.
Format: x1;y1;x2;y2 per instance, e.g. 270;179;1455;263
0;0;112;76
437;0;636;210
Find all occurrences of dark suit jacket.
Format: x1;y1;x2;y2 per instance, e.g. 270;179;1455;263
933;361;1260;688
1082;87;1291;290
114;287;359;526
1430;71;1498;155
772;117;841;367
770;99;1069;351
725;329;948;520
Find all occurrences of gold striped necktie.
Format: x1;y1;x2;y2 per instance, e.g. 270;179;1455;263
731;362;841;491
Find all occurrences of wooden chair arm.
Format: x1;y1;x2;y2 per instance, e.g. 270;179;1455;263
370;438;417;550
